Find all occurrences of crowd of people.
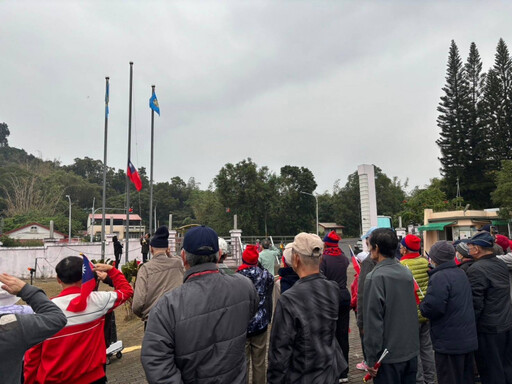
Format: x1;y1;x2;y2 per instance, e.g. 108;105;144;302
1;223;511;384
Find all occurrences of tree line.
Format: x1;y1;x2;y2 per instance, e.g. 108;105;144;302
0;144;410;239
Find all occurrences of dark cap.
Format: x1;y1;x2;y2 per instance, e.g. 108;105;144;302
468;231;494;248
183;225;219;255
456;241;471;258
430;241;455;265
150;226;169;248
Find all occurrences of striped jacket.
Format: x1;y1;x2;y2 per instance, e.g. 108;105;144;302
24;268;133;384
401;254;430;323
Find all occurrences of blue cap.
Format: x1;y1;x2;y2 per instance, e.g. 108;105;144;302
361;226;378;239
183;225;220;255
467;231;494;248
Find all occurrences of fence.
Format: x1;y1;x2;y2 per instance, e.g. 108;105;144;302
0;239;144;279
0;233;309;278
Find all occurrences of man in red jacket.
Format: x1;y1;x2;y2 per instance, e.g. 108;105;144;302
24;256;133;384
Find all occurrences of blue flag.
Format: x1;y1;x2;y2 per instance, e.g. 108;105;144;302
149;92;160;115
105;81;110;117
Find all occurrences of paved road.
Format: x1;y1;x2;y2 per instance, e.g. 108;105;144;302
108;239;367;383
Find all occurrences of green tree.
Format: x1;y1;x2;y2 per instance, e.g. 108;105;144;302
332;173;361;237
491;160;512;218
317;192;336;223
400;179;451;225
190;189;231;234
464;42;494;208
0;122;10;147
482;38;512;167
273;165;317;234
214;158;276;234
436;40;471;201
64;157;105;184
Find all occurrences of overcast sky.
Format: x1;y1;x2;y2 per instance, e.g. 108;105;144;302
1;1;511;194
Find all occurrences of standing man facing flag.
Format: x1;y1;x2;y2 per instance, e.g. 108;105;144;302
127;160;142;191
24;255;133;384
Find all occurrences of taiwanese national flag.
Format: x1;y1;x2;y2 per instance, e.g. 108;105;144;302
349;245;361;275
67;254;96;312
127;160;142;191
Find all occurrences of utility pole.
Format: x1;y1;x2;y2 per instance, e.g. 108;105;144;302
65;195;72;243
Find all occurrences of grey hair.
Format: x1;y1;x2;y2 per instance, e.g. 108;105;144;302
184;250;219;267
294;247;322;267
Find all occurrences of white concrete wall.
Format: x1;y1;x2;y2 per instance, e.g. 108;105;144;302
0;239;144;279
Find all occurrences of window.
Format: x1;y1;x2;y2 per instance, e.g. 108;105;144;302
30;226;38;233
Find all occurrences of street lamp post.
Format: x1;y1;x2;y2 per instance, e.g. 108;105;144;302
65;195;72;243
300;191;319;236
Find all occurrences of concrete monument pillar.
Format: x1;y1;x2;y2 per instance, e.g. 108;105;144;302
358;164;378;244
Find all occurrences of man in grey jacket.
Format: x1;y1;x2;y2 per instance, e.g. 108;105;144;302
363;228;419;383
141;225;259;384
132;226;184;321
0;273;67;384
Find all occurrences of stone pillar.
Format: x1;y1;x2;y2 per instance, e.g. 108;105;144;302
168;229;177;255
358;164;378;250
229;229;242;265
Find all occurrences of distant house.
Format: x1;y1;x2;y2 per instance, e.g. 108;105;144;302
3;222;66;243
87;214;145;240
318;222;345;236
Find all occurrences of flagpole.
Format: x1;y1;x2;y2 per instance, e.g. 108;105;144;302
101;77;110;260
125;62;133;264
149;85;155;237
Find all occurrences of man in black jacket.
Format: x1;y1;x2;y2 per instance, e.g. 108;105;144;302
420;241;478;384
267;232;347;384
320;230;351;383
141;225;259;384
467;231;512;384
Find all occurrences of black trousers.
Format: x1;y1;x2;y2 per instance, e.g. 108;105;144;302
142;252;148;263
435;351;474;384
475;329;512;384
375;356;417;384
336;304;350;378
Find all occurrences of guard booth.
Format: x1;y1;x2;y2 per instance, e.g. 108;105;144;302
419;209;506;253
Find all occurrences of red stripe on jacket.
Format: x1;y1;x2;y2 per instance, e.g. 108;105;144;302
24;268;133;384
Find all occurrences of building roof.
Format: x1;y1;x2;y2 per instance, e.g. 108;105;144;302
89;214;142;220
4;222;67;237
319;222;345;229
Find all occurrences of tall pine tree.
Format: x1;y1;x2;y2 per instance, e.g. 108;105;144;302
481;69;503;166
481;38;512;168
464;42;494;207
495;38;512;159
436;40;471;201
